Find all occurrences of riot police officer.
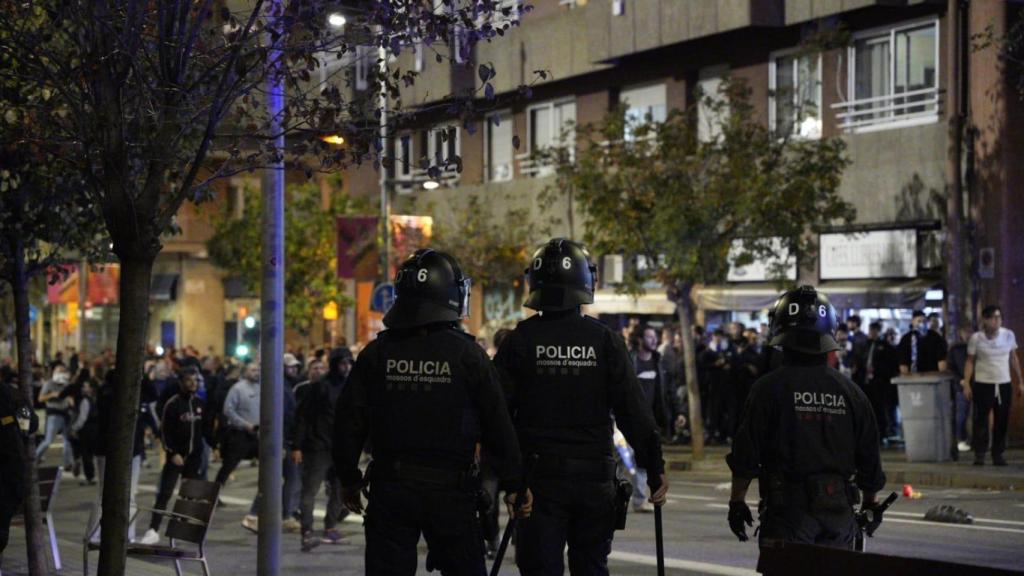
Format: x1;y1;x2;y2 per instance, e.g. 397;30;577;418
1;378;34;561
494;238;668;576
726;286;887;568
333;249;522;575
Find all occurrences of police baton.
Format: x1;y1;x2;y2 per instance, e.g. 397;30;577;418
490;456;537;576
855;491;898;552
654;504;665;576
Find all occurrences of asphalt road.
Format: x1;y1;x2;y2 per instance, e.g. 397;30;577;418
4;452;1024;575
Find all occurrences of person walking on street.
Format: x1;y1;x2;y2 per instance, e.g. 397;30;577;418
628;324;667;513
292;347;353;550
495;238;667;576
69;378;100;485
334;249;523;576
35;365;74;469
216;362;261;531
961;305;1023;466
139;367;208;544
727;286;886;572
947;326;974;455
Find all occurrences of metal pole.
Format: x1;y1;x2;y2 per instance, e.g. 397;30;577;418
655;505;665;576
378;32;390;282
78;258;87;355
258;1;285;573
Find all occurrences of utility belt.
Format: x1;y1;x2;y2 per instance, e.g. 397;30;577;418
532;454;617;482
761;472;860;514
369;460;476;491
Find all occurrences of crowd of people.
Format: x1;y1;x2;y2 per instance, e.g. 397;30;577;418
616;306;1020;465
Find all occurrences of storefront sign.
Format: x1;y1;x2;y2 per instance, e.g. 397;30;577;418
727;238;796;282
820;230;917;280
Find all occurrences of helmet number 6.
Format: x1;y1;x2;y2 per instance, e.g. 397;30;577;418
819;305;827;317
417;269;428;282
562;257;572;270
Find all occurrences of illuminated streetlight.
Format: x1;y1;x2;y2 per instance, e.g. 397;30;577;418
327;12;347;28
236;344;250;357
422;180;440;190
244;315;257;329
320;134;345;145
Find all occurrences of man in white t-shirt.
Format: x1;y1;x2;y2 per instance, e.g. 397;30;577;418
961;305;1023;466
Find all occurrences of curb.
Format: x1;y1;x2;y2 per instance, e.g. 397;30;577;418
664;456;1024;492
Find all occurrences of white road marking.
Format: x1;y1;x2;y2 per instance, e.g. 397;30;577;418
883;518;1024;535
704;502;1024;535
138;484;364;524
666;494;719;502
608;551;757;576
885;510;1024;527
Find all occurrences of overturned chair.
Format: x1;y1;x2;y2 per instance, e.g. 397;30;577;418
84;478;220;576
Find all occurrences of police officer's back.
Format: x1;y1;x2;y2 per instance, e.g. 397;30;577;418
726;286;887;566
494;239;667;576
332;249;522;575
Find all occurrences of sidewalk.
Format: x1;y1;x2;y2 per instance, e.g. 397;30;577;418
664;445;1024;492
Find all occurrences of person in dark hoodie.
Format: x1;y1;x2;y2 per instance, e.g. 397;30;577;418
291;347;353;551
138;367;207;545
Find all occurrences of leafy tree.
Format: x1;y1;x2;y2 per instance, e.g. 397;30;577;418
549;82;855;459
0;0;526;571
207;177;367;343
432;192;542;289
0;71;110;576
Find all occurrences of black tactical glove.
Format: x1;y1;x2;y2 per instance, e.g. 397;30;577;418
858;501;885;536
728;500;754;542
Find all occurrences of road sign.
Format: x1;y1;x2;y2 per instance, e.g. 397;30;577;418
371;282;396;313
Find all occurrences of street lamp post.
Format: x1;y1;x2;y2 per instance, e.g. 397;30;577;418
258;0;285;573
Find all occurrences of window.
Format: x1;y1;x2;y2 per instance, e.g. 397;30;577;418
428;125;460;166
414;42;424;73
354;45;372;91
486;112;513;182
840;19;939;131
697;66;729;142
770;51;821;138
525;99;576;176
620;84;666;141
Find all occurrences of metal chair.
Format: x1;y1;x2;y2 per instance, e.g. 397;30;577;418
84;478;220;576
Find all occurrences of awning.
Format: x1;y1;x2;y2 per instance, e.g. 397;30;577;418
586;291;676;316
819;278;940;310
150;274;179;301
694;279;941;312
693;283;782;311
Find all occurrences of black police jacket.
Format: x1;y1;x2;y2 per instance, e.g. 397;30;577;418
293;376;346;453
727;354;886;494
333;323;523;492
160;392;206;459
0;382;27;502
494;311;665;482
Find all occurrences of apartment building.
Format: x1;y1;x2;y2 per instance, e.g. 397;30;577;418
340;0;1022;350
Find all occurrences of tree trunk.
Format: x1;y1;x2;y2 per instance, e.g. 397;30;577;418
675;283;705;461
96;254;153;576
11;244;49;576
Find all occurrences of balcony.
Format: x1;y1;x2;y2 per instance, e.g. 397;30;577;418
515;153;557;178
832;87;941;133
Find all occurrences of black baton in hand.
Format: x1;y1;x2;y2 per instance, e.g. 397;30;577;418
490;456;537;576
655;504;665;576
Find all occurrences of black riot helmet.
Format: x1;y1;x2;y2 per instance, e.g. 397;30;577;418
524;238;597;312
768;285;839;355
382;249;471;330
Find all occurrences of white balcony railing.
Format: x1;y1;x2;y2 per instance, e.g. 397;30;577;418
832;86;940;132
515;152;557;178
393;165;460;194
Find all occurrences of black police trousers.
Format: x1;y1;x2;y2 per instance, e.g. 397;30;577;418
364;480;485;576
516;478;617;576
757;505;857;570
